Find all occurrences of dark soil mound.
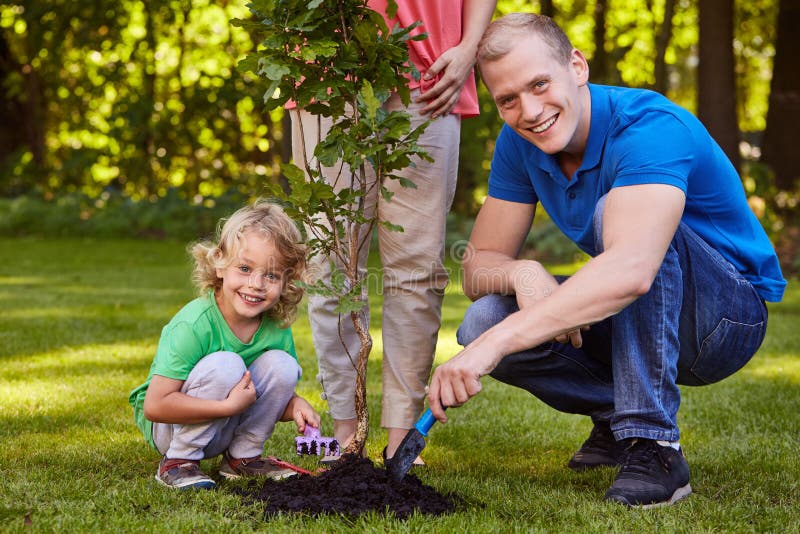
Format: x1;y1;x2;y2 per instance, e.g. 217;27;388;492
238;455;460;518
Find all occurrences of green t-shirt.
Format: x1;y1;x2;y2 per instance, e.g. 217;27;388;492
128;292;297;450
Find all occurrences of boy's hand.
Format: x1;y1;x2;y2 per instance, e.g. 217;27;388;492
224;371;257;415
282;395;321;433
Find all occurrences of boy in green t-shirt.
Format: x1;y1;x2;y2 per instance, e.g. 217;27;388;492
129;200;320;490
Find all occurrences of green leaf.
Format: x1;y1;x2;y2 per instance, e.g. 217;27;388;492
359;80;380;122
385;0;399;20
236;54;260;74
334;292;367;314
379;220;404;233
380;186;394;202
247;0;276;16
302;39;338;61
395;176;417;189
262;81;281;106
329;261;346;292
280;163;306;184
315;141;342;167
260;61;291;81
264;181;288;201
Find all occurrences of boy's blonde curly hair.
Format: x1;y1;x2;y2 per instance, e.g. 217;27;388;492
190;200;307;328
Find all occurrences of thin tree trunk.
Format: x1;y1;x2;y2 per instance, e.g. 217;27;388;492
344;146;373;456
141;0;158;195
540;0;555;18
0;34;26;162
177;2;197;196
346;309;372;456
19;26;45;169
590;0;610;84
761;0;800;274
653;0;676;94
762;0;800;191
698;0;741;172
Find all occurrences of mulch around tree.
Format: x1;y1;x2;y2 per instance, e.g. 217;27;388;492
236;455;461;518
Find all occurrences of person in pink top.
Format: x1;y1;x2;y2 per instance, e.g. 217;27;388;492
291;0;496;464
368;0;483;118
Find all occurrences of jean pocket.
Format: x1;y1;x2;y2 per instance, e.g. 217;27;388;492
686;317;766;385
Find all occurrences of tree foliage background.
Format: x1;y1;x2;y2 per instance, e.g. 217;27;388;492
0;0;796;269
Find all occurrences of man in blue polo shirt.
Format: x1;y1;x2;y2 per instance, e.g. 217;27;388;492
426;13;785;508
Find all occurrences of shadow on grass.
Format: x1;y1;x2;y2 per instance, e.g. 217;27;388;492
0;238;193;359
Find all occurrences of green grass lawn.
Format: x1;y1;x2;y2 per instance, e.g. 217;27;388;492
1;237;798;532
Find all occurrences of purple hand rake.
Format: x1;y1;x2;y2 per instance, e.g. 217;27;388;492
295;426;340;457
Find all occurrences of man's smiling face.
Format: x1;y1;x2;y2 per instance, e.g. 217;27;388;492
481;33;591;158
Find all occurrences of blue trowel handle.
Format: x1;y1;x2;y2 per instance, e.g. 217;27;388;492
413;406;446;437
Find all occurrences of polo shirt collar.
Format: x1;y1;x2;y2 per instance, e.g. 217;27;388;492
581;83;611;171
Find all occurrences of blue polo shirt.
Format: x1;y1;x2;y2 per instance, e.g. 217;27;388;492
488;83;785;302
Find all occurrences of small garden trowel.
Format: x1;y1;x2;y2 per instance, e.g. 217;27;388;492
386;407;442;481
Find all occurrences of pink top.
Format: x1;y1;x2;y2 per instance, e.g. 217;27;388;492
285;0;479;118
368;0;479;117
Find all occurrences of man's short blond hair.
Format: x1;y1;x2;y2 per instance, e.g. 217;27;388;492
477;13;574;66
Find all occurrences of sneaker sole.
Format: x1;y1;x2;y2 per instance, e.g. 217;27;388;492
640;483;693;509
607;483;692;509
154;473;216;490
218;469;242;480
219;467;297;481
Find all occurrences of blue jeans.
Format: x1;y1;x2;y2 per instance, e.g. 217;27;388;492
457;200;768;442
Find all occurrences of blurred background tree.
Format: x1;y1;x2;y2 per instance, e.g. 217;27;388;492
0;0;795;271
0;0;287;199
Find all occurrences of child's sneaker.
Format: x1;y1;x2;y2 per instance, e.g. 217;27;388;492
155;456;216;490
219;452;297;480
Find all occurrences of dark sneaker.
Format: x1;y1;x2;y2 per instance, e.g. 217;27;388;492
568;421;623;470
219;452;297;480
155;457;216;490
604;439;692;508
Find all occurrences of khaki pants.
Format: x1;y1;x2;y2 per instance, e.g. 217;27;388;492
291;91;460;429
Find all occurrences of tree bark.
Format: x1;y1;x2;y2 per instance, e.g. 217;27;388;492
540;0;555;18
762;0;800;191
653;0;676;95
589;0;610;84
141;0;158;195
345;309;372;457
344;158;373;457
762;0;800;275
698;0;741;172
0;32;25;164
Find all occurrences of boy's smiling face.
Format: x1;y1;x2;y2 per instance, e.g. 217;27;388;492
215;230;284;330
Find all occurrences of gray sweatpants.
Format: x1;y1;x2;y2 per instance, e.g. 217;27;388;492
152;350;300;460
